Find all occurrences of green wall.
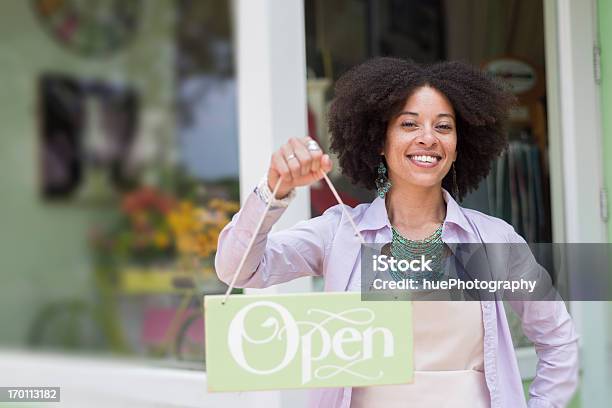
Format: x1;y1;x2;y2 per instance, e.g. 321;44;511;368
601;0;612;241
598;0;612;396
0;1;175;346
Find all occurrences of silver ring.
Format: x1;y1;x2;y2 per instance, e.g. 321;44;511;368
307;140;320;151
286;153;297;160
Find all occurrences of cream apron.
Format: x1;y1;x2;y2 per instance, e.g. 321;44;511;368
350;301;490;408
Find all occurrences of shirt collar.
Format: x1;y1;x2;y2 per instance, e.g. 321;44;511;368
356;188;476;238
441;188;475;236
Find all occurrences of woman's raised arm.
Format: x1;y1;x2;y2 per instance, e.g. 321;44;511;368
215;137;336;288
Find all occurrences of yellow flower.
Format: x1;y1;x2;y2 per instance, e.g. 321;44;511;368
224;201;240;213
209;198;240;213
153;231;170;249
166;198;237;260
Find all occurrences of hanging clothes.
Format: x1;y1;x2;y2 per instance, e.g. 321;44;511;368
486;134;550;242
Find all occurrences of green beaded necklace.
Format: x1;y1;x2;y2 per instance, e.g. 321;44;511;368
389;223;445;282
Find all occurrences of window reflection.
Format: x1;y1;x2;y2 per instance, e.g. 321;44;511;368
8;0;238;367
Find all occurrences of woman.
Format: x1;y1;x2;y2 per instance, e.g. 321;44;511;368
215;58;578;408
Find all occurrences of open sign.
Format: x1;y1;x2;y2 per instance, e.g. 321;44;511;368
205;292;413;392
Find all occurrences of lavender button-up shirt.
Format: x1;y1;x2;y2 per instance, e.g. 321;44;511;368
215;188;579;408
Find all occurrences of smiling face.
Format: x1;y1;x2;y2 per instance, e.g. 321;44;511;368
383;86;457;192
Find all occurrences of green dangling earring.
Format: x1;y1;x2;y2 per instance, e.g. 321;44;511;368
452;162;459;199
375;161;392;198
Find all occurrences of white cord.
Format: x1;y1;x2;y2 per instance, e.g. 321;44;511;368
221;170;364;304
221;177;283;304
319;170;365;244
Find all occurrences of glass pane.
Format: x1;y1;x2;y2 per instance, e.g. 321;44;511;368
0;0;236;368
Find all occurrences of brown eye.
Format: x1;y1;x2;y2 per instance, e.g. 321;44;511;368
401;121;417;128
437;124;453;131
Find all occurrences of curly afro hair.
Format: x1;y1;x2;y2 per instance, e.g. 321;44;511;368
328;57;516;201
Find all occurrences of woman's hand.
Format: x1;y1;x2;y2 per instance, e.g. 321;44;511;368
267;137;333;199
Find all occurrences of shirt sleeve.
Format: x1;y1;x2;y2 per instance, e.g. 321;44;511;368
505;228;579;408
214;189;340;288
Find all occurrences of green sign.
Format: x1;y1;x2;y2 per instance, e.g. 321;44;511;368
204;292;413;392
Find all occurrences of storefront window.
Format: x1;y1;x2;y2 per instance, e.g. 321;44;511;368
0;0;236;367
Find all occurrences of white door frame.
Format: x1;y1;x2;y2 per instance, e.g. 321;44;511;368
544;0;609;406
233;0;311;407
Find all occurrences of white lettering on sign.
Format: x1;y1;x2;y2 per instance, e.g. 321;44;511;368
227;301;395;384
228;301;300;375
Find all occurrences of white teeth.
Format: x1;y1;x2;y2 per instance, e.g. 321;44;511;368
410;155;438;163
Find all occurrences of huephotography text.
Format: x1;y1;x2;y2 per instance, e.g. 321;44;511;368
370;277;537;294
